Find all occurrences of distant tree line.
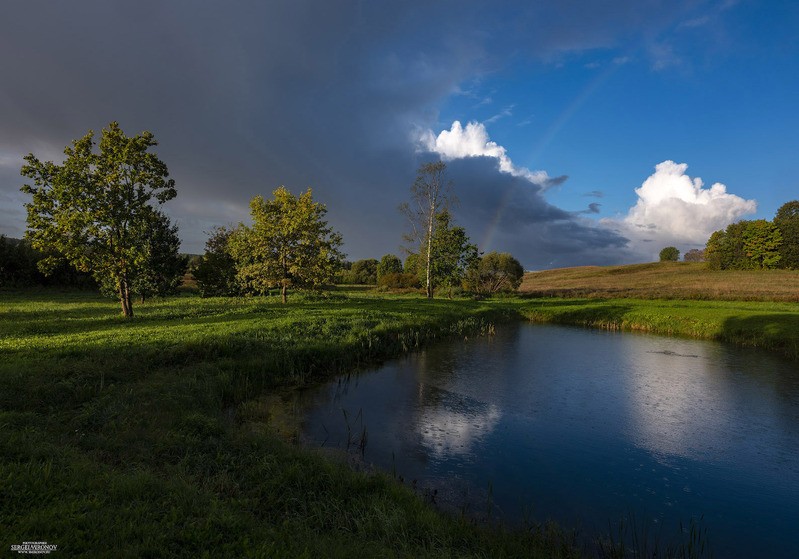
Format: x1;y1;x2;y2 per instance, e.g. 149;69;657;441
0;235;96;289
704;201;799;270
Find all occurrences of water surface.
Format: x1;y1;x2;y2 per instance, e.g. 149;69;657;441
291;323;799;557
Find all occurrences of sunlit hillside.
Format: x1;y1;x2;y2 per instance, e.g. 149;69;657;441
520;262;799;302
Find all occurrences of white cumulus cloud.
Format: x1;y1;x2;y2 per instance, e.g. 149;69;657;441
605;160;756;259
418;120;565;188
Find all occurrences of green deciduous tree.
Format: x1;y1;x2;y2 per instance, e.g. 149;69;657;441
774;200;799;269
429;211;478;297
193;226;239;297
743;219;782;269
464;252;524;294
705;219;782;270
400;161;454;298
659;246;680;262
349;259;379;284
20;122;177;317
128;211;187;302
228;187;343;303
376;254;403;282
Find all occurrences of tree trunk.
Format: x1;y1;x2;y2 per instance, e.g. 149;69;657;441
425;209;434;299
119;279;134;318
281;283;287;304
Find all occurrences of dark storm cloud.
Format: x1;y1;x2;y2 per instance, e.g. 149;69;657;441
432;156;629;268
0;0;697;259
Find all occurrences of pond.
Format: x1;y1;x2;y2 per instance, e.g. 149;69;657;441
289;322;799;557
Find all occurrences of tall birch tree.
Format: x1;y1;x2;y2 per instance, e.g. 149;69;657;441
400;161;454;299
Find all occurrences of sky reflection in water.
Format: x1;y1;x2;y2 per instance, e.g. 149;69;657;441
293;323;799;558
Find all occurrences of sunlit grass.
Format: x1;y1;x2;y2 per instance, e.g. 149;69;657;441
3;286;790;556
2;289;575;558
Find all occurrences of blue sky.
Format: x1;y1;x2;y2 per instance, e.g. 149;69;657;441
0;0;797;268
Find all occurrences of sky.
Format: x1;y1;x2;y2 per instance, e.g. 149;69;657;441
1;0;797;269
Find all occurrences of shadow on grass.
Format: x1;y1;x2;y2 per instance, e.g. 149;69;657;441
722;313;799;360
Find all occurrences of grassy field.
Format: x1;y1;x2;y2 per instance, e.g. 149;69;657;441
0;290;578;558
2;282;796;557
521;261;799;301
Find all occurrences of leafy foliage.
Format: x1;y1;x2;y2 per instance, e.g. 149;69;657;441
464;252;524;294
193;227;239;297
0;235;96;289
429;210;478;296
376;254;403;281
20;122;177;316
347;258;379;284
706;219;782;270
227;187;343;302
659;246;680;262
683;248;705;262
774;200;799;269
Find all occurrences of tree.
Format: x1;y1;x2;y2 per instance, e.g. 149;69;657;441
349;258;379;284
743;219;782;269
705;219;783;270
659;246;680;262
20;122;177;317
683;248;705;262
227;187;343;303
193;227;239;297
400;161;454;298
429;211;478;297
705;230;726;270
376;254;403;282
404;253;420;276
774;201;799;269
128;210;187;302
464;252;524;294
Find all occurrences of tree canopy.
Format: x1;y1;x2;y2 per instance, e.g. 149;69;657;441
705;219;782;270
20;122;178;317
227;187;343;302
464;252;524;294
774;200;799;269
377;254;403;281
193;226;239;297
659;246;680;262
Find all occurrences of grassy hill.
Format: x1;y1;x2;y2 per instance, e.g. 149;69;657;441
520;262;799;302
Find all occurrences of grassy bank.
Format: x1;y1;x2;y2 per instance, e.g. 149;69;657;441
0;291;576;558
517;297;799;360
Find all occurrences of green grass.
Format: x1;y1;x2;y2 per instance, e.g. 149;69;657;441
0;290;576;558
3;287;794;556
516;297;799;360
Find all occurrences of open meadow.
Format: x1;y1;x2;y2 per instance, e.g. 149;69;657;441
2;282;798;557
521;262;799;302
